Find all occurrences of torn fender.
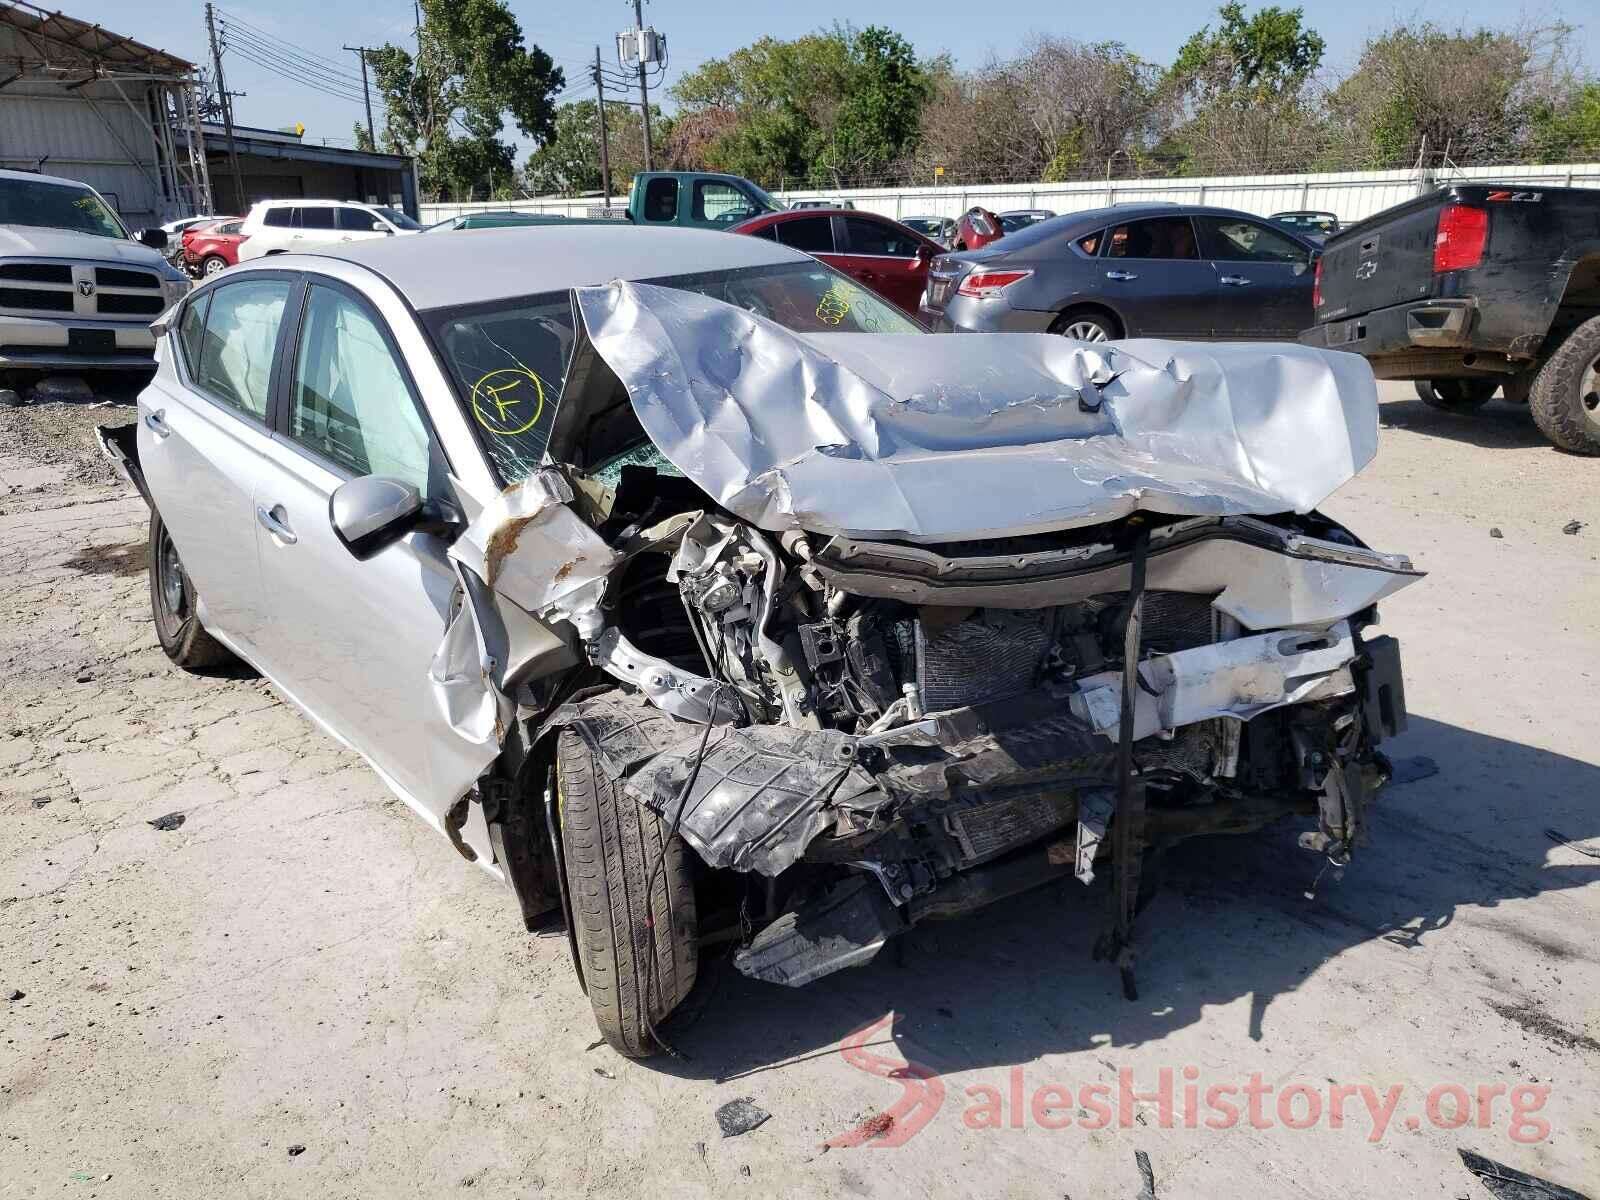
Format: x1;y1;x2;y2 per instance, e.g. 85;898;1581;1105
573;281;1380;544
427;470;618;796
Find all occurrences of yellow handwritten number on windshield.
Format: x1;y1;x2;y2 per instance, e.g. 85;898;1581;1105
470;367;546;436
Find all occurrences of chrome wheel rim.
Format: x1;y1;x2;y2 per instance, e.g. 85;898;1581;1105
1582;355;1600;432
158;531;186;617
203;257;225;275
1063;320;1110;342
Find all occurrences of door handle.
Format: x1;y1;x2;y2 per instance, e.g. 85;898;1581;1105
1105;270;1138;281
144;409;171;439
256;504;297;544
1220;275;1252;286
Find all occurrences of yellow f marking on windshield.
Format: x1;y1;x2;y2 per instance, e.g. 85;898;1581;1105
470;367;546;436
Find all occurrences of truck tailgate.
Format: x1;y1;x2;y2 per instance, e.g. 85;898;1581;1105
1318;198;1439;319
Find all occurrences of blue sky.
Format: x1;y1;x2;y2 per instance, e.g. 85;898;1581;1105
69;0;1600;154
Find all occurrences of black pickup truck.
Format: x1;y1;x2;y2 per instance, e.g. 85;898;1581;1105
1300;184;1600;454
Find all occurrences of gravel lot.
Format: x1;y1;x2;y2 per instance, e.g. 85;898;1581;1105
2;384;1597;1198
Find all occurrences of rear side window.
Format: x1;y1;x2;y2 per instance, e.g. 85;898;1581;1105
843;217;921;257
1107;217;1199;260
1196;216;1309;263
337;207;382;232
1075;230;1104;256
642;177;678;222
775;216;834;254
262;207;294;228
194;278;291;420
746;224;778;241
299;207;336;230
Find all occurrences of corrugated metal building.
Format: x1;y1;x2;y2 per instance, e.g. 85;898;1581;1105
0;1;210;225
194;123;419;219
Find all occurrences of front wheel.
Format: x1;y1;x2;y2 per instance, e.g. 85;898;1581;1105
1414;378;1497;411
556;729;697;1057
148;509;237;670
1529;315;1600;455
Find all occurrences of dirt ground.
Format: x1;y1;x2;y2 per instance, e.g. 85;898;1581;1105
1;383;1597;1199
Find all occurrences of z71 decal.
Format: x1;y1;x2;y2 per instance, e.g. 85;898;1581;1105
1485;190;1542;202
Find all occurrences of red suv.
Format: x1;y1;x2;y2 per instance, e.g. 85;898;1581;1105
181;218;246;277
953;206;1004;251
728;209;941;316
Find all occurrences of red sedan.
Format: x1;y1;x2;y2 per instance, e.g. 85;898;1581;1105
728;209;941;316
181;218;246;277
953;206;1004;251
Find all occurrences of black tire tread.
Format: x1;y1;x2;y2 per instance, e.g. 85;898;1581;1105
1529;315;1600;455
148;509;235;670
556;729;696;1057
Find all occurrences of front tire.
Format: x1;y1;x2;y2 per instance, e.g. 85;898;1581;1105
1414;378;1497;411
556;729;697;1057
148;509;236;670
1529;315;1600;455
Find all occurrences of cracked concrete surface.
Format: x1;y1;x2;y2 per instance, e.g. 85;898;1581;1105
1;388;1597;1199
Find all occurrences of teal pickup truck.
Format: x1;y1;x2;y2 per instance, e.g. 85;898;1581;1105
624;172;784;229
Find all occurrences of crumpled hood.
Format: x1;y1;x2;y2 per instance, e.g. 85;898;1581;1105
573;281;1379;543
0;226;163;265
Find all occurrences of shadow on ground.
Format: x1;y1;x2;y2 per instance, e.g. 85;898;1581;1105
656;715;1600;1081
1379;395;1553;451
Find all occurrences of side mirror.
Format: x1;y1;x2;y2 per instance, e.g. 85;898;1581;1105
329;475;425;560
137;227;168;250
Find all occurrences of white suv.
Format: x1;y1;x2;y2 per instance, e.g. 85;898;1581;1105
236;199;421;260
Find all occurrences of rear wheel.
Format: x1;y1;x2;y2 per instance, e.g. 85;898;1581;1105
556;729;697;1057
200;254;228;277
1529;315;1600;455
1414;378;1497;411
1053;309;1119;343
148;509;236;670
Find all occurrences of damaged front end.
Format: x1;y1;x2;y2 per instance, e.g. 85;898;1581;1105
442;280;1421;997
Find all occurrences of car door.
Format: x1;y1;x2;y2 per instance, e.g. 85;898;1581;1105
336;205;390;245
690;179;760;229
1193;214;1317;339
289;205;340;252
249;276;468;816
137;274;296;665
1099;215;1215;338
835;215;931;314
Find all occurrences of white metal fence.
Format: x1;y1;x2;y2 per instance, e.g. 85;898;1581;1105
421;160;1600;228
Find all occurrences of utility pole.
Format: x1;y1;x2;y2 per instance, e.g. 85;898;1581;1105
632;0;652;171
592;46;612;210
616;1;661;171
204;2;245;213
344;46;376;147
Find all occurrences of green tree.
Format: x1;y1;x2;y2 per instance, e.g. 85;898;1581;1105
365;0;563;200
669;24;928;187
1170;2;1325;103
523;99;666;197
1528;82;1600;161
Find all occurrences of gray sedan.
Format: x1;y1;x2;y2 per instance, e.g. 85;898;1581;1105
920;203;1320;342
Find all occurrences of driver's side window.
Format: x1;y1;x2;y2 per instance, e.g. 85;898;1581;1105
287;284;434;493
694;180;754;225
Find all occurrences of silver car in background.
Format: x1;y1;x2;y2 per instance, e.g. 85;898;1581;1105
99;224;1415;1058
921;202;1319;342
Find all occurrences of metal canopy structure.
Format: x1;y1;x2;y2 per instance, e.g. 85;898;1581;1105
0;1;211;217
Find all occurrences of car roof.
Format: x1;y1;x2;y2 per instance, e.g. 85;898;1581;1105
296;224;812;310
253;198;378;208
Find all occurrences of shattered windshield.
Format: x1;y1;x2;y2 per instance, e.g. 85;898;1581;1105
423;260;923;483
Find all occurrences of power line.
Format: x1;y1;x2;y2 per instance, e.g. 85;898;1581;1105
223;31;372;100
217;8;370;82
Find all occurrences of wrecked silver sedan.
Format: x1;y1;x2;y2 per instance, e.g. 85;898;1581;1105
101;226;1418;1056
